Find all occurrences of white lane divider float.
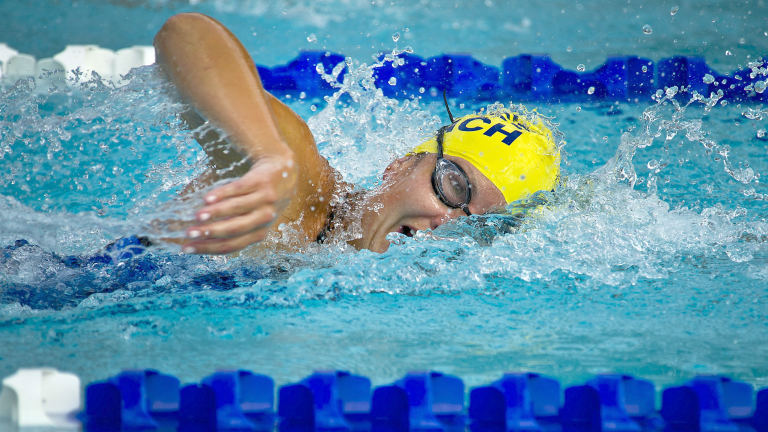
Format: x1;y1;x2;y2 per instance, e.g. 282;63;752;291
0;42;155;85
0;368;81;429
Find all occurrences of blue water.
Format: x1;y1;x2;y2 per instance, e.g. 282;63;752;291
1;0;767;393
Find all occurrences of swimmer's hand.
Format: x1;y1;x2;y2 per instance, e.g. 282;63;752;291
182;151;297;254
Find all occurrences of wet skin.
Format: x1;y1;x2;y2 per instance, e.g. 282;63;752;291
154;12;506;254
351;153;507;253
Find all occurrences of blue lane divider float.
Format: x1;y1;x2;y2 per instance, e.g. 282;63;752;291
70;369;768;431
469;372;560;431
81;369;180;430
279;370;370;431
256;51;767;103
372;371;465;431
661;375;756;432
181;370;274;431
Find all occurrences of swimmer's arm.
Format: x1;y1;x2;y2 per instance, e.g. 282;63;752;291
154;13;336;254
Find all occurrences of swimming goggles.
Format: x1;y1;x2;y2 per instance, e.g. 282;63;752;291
432;125;472;216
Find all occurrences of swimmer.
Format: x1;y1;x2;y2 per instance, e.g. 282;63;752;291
153;13;560;254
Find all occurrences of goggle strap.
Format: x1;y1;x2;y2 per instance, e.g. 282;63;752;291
442;90;455;123
436;127;445;159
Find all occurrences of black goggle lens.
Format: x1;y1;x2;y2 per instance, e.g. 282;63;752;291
432;127;472;216
433;159;471;208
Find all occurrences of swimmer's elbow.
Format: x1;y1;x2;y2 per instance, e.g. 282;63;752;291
154;13;219;54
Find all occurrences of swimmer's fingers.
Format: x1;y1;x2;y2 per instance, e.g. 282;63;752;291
195;190;275;223
203;154;296;205
187;206;275;242
182;227;271;255
185;155;296;254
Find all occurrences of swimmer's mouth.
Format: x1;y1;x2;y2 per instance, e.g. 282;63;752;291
397;225;415;237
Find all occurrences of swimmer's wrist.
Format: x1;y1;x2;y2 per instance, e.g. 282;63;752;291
242;138;293;163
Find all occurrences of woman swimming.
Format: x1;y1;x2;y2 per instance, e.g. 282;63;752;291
154;13;560;254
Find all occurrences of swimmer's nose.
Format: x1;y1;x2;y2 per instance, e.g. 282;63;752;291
430;207;465;229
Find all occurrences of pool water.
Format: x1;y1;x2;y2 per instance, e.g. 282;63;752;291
1;0;767;392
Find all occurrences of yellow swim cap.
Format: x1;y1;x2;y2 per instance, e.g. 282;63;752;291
410;109;561;204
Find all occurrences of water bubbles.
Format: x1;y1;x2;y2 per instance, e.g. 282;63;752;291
577;64;586;72
670;5;679;15
418;87;425;94
642;24;653;35
306;33;317;43
725;50;733;56
392;32;400;43
566;46;573;53
647;159;660;170
587;86;595;95
665;86;679;98
754;79;767;94
387;77;397;86
757;129;766;139
315;63;325;74
299;91;307;99
642;65;648;73
703;74;715;84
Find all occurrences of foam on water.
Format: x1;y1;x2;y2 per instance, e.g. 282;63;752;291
0;53;766;387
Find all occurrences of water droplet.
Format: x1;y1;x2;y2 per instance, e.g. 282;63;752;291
642;24;653;35
725;50;733;56
315;63;325;74
577;64;586;72
306;33;317;43
576;106;581;112
418;87;425;94
642;65;648;72
665;86;679;98
670;6;679;15
739;38;746;45
587;86;595;95
388;77;397;86
310;105;317;112
566;46;573;53
299;91;307;99
757;129;766;138
647;159;659;170
392;32;400;43
282;171;288;178
754;80;767;93
703;74;715;84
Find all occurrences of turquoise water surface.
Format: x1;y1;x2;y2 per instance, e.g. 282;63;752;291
0;0;766;391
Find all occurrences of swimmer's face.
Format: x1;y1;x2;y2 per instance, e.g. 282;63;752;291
352;153;506;252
